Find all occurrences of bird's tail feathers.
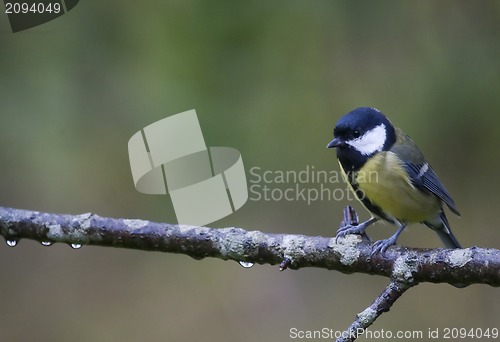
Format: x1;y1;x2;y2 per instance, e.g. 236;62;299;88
424;211;462;249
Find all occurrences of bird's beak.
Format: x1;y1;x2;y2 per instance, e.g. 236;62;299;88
326;138;343;149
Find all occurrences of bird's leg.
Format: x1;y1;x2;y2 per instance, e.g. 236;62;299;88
371;223;407;255
336;215;378;243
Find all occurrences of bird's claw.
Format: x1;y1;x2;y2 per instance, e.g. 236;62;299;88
335;224;368;243
370;236;397;256
335;207;375;244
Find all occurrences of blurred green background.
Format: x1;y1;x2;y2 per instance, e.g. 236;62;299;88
1;1;499;341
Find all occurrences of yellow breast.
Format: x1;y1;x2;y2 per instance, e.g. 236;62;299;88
350;152;440;223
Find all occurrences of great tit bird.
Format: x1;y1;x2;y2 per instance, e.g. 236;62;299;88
327;107;461;254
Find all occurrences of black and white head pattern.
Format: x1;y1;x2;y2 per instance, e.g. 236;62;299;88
334;107;396;156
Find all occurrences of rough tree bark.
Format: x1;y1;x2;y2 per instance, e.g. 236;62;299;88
0;206;499;342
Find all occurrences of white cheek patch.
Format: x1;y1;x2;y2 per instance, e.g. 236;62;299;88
347;124;386;155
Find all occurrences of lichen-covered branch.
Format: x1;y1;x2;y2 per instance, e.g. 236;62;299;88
0;206;498;287
336;281;412;342
1;205;499;342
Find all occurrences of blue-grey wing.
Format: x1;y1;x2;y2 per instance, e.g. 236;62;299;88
405;163;460;216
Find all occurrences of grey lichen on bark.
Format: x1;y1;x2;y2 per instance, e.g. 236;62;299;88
0;205;499;342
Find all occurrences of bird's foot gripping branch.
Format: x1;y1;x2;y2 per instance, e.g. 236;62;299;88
0;205;498;342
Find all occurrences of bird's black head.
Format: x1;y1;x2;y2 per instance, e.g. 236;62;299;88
326;107;396;170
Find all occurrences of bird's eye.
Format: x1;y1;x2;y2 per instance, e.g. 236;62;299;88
352;130;361;138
